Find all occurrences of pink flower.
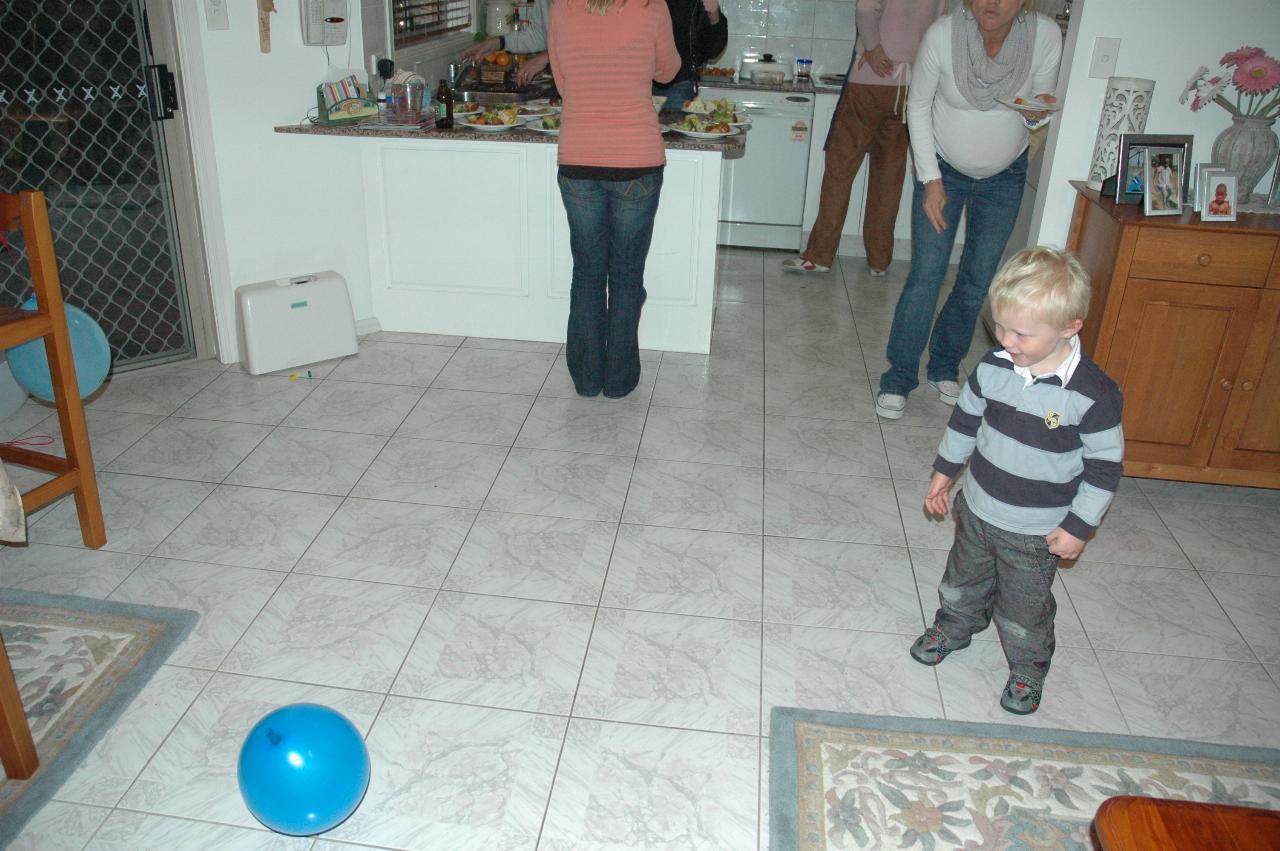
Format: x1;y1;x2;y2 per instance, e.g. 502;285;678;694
1233;54;1280;95
1221;46;1264;67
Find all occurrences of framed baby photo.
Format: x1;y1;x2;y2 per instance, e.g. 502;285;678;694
1115;133;1193;205
1202;173;1238;221
1142;147;1184;216
1194;162;1225;213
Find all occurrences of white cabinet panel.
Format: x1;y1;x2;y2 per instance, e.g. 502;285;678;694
366;140;719;353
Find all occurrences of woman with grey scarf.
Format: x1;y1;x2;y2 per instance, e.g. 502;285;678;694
875;0;1061;420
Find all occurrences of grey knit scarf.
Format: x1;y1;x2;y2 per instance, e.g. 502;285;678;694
951;7;1034;111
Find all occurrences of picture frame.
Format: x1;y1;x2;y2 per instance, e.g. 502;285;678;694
1115;133;1194;205
1198;166;1226;213
1268;154;1280;209
1142;147;1185;216
1194;162;1225;213
1202;173;1238;221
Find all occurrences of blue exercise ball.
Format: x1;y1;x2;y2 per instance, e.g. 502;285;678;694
237;703;370;836
6;296;111;402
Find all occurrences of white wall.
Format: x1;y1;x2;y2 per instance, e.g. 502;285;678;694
1033;0;1280;247
173;3;373;363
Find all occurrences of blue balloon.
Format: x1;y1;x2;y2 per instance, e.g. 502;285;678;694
237;703;370;836
6;296;111;402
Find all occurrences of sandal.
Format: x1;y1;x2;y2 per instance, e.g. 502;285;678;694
781;256;830;274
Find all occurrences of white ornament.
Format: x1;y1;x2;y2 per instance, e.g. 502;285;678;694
1087;77;1155;189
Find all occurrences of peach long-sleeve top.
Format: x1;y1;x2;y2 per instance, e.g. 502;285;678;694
548;0;682;169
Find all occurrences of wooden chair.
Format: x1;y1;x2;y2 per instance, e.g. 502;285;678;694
0;633;37;779
0;190;105;548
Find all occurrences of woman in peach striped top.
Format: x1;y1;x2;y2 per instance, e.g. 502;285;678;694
548;0;681;398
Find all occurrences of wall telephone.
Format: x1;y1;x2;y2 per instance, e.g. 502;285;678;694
301;0;349;46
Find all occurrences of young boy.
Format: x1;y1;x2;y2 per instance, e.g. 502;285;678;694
909;247;1124;715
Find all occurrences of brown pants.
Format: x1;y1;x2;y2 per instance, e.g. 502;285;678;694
802;83;910;270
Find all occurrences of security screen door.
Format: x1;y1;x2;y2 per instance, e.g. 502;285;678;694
1;0;198;370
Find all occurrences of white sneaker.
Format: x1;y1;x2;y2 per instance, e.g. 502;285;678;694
929;380;961;406
868;266;887;277
875;392;906;419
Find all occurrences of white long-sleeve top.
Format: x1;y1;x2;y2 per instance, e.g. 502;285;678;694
907;13;1061;183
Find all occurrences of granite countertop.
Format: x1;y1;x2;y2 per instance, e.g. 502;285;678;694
275;120;746;158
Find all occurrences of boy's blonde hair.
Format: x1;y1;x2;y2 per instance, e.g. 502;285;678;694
987;247;1091;330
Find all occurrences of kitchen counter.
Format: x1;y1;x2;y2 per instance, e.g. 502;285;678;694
271;117;728;353
276;119;745;159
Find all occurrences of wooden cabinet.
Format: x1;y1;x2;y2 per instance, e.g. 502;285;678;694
1067;181;1280;488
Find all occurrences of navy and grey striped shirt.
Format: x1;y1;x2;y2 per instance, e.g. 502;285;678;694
933;347;1125;539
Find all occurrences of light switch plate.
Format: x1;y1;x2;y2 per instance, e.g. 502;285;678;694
1089;37;1120;79
204;0;230;30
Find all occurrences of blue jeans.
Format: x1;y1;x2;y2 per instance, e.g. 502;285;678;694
653;79;696;113
880;151;1027;397
558;171;664;398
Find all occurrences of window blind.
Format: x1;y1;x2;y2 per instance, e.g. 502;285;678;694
393;0;472;47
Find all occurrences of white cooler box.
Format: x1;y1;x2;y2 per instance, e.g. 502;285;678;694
236;271;358;375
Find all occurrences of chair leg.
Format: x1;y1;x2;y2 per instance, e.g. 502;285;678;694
24;191;106;549
0;635;38;779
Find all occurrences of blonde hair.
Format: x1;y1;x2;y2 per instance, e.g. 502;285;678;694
585;0;628;13
987;247;1091;330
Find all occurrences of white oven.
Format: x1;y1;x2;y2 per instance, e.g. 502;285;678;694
702;86;815;250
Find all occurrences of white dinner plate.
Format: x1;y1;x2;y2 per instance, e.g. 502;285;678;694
460;119;519;132
995;96;1061;113
453;104;483;116
667;126;739;140
525;125;560;136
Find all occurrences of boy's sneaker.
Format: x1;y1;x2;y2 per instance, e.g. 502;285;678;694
868;266;887;277
781;256;830;274
1000;673;1043;715
875;392;906;419
928;379;961;406
909;626;970;666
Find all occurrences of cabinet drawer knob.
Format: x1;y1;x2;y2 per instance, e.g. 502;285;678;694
1241;380;1254;391
1220;378;1233;391
1198;253;1212;266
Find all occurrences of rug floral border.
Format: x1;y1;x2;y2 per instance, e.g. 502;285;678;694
770;707;1280;851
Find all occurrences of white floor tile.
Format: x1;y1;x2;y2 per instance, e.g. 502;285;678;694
539;719;759;850
221;573;435;691
393;591;595;713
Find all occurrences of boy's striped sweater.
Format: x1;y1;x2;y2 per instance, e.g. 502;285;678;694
934;347;1125;539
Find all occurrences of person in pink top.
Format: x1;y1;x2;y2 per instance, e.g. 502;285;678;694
548;0;681;398
783;0;946;276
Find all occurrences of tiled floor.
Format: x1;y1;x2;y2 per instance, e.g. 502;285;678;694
3;248;1279;850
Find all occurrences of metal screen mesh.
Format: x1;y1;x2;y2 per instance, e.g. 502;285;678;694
0;0;194;370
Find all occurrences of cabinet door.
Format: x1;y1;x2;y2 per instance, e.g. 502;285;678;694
1105;279;1259;469
801;94;840;232
1211;290;1280;474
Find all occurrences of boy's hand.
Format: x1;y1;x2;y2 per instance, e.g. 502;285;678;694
1046;527;1085;560
924;472;954;517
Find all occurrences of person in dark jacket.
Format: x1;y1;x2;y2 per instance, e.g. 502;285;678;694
652;0;728;110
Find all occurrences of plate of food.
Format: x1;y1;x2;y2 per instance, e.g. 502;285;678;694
667;114;738;138
995;96;1061;113
453;102;483;116
526;114;561;135
461;107;520;130
517;101;559;117
681;96;712;114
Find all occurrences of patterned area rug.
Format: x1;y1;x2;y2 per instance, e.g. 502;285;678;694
0;588;197;847
769;708;1280;851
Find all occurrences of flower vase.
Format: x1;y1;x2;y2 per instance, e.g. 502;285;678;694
1211;115;1279;205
